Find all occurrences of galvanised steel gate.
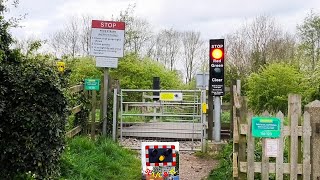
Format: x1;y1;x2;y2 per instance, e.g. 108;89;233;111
118;89;206;151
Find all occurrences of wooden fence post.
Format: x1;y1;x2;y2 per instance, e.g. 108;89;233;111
276;111;285;180
288;94;301;180
238;96;247;180
232;85;240;179
261;111;271;180
305;100;320;180
246;111;254;180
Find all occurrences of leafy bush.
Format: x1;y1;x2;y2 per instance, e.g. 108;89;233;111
0;58;68;179
68;57;103;86
247;63;305;114
110;53;183;102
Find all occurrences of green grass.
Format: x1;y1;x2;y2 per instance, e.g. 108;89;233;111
207;141;233;180
221;111;231;123
122;108;150;122
60;136;141;180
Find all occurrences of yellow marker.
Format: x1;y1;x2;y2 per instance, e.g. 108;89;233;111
159;155;165;161
57;61;65;72
202;103;208;114
160;93;174;101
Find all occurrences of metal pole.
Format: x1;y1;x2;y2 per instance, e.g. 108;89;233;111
102;68;109;136
201;89;207;152
112;88;117;141
120;89;123;141
214;96;221;142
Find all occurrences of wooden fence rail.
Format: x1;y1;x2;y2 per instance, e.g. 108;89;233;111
66;84;85;138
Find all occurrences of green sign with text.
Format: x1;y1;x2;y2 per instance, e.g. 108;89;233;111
84;79;100;91
252;117;281;138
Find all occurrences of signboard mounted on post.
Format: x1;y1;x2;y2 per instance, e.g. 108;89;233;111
90;20;125;58
209;39;225;96
84;79;100;91
90;20;125;136
252;117;281;138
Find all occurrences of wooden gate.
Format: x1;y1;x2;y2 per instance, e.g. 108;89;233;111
232;92;312;179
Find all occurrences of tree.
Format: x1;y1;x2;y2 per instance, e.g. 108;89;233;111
0;1;14;60
181;31;202;83
13;37;45;57
297;11;320;71
80;15;92;56
246;63;305;114
65;16;80;58
148;28;181;70
117;4;152;55
226;15;296;76
49;15;92;57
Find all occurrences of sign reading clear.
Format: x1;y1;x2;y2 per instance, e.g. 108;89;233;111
252;117;281;138
84;79;100;91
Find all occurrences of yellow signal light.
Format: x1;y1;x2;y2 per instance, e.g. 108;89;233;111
159;155;165;162
211;49;223;59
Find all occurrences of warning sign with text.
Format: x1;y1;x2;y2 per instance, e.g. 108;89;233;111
90;20;125;57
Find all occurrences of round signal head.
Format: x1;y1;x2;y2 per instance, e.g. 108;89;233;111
211;48;223;59
159;155;165;162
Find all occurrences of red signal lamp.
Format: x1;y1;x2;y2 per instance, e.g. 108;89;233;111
211;48;223;60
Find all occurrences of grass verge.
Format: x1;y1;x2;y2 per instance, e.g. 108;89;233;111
60;136;141;180
207;141;233;180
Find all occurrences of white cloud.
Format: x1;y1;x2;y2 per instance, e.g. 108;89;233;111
6;0;320;41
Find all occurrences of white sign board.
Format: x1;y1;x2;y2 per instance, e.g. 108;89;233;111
96;57;118;68
90;20;125;57
196;73;209;90
141;142;179;173
265;138;279;157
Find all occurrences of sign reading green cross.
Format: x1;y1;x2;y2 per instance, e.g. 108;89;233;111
252;117;281;138
84;79;100;91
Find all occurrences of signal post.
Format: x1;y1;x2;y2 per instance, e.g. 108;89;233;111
209;39;225;142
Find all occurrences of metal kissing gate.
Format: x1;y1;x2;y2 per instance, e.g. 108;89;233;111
117;89;206;151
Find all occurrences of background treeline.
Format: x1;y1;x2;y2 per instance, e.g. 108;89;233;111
15;4;320;113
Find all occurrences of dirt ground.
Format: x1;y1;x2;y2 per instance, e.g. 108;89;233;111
178;151;218;180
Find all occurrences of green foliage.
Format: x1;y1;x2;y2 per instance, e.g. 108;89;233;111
68;57;103;86
247;63;305;114
0;58;68;179
221;111;231;123
208;142;233;180
60;136;141;180
297;10;320;70
110;53;183;90
122;108;150;122
0;16;13;60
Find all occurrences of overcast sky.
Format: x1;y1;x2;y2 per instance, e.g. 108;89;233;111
6;0;320;41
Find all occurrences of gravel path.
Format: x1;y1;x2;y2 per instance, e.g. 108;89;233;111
120;138;218;180
179;151;218;180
